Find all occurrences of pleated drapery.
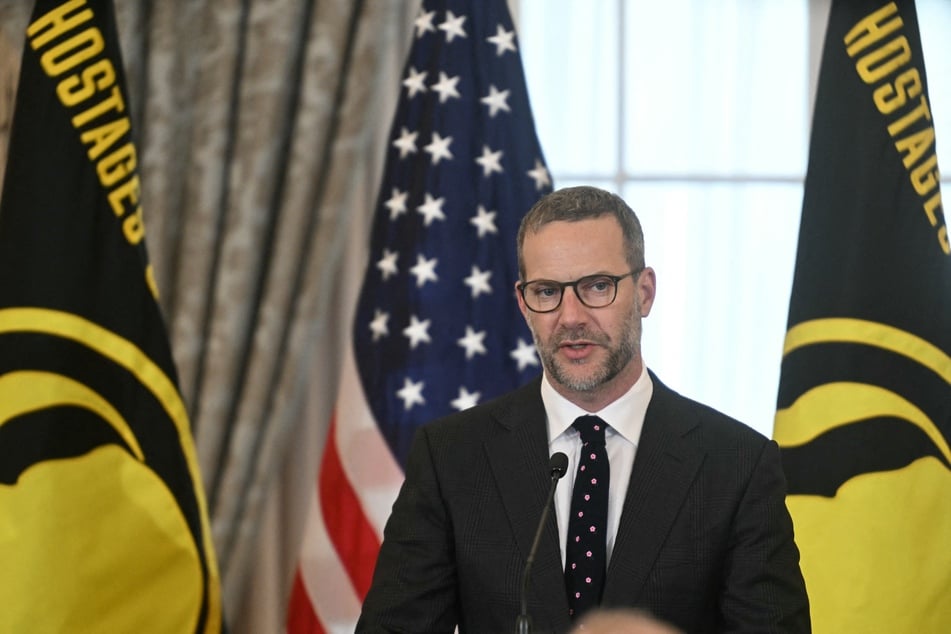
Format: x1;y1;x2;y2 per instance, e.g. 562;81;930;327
0;1;414;631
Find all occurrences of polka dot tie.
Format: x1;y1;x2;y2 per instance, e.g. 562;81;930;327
565;415;609;621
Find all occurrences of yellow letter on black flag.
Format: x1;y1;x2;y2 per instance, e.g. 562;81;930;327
774;1;950;631
0;1;222;632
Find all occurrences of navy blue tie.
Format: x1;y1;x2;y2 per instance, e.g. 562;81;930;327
565;415;609;620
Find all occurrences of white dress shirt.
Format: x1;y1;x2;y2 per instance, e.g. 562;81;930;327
543;364;653;568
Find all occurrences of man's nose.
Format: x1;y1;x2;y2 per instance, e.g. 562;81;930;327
558;286;587;321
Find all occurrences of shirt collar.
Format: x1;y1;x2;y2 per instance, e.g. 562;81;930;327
542;363;653;445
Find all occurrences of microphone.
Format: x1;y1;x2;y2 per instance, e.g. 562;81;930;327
516;451;569;634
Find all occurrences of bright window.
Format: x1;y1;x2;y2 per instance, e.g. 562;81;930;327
518;0;951;436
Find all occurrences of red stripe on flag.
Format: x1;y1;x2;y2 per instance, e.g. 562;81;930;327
286;567;325;634
319;415;382;600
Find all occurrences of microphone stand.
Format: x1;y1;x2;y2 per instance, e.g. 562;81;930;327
516;452;568;634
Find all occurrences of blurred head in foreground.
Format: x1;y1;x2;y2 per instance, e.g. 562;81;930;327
570;608;683;634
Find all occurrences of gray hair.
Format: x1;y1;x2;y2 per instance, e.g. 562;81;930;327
517;185;645;279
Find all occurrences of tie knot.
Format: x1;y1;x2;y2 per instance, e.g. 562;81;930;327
573;415;607;446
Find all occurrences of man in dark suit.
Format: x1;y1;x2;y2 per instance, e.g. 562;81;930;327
357;186;810;633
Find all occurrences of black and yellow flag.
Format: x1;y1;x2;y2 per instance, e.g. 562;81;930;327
0;1;222;631
773;1;950;631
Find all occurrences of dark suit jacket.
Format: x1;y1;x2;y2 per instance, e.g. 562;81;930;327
357;373;810;633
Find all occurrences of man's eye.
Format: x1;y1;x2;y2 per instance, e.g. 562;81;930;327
583;278;612;293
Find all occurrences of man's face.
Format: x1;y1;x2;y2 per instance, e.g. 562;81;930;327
515;215;655;407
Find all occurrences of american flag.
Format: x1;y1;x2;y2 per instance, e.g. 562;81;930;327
286;0;551;631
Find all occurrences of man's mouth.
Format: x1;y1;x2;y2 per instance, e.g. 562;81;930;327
559;340;595;359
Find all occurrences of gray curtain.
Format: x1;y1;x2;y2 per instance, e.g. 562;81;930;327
0;1;416;631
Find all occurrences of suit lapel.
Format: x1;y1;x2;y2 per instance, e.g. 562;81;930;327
603;375;705;605
484;379;572;632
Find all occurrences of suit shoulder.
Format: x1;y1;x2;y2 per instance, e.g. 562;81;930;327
418;376;542;440
652;375;769;450
694;398;767;445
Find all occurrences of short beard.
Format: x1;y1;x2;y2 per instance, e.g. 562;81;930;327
531;302;641;394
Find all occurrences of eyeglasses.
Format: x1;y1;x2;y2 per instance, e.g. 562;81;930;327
517;269;642;313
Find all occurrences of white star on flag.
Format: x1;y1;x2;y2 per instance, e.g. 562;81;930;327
486;24;517;56
376;249;399;279
439;10;467;42
403;314;433;348
431;71;462;103
475;145;504;177
480;84;511;118
409;253;438;287
510;337;540;371
464;265;492;298
403;66;428;98
396;376;426;410
450;386;481;411
414;9;437;38
369;310;390;341
470;205;498;237
416;193;447;226
527;158;551;190
457;326;488;359
392;127;418;158
424;131;454;165
384;188;409;219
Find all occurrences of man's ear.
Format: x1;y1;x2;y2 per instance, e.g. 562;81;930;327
637;267;657;317
514;280;530;320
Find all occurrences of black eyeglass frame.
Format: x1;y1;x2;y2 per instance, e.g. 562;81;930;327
517;268;643;313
